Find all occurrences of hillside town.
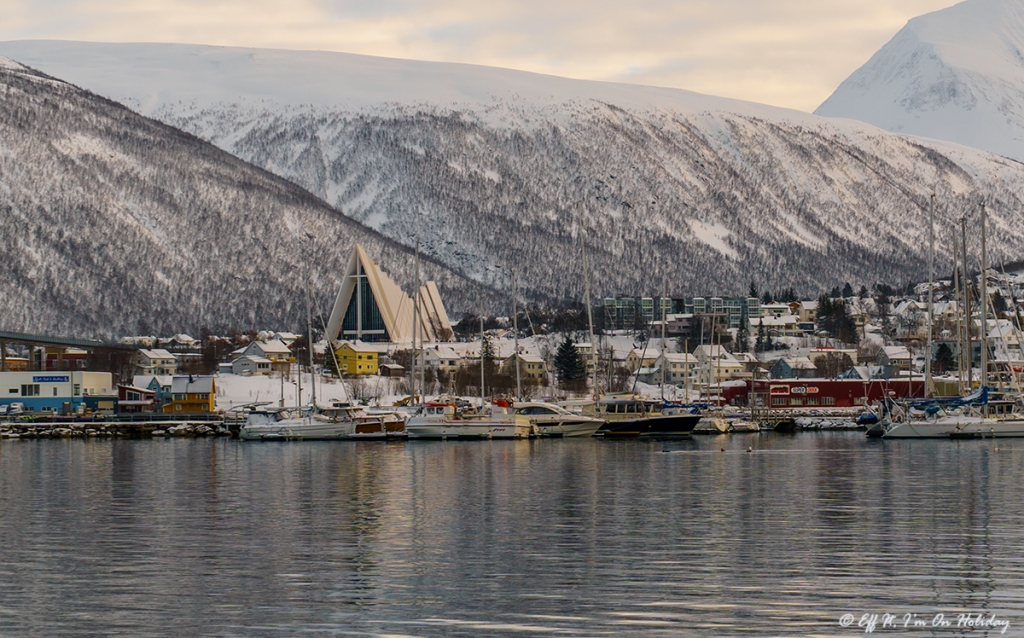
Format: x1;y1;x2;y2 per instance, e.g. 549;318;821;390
2;244;1021;424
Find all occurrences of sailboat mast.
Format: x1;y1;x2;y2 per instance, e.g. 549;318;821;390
479;300;486;409
925;193;935;398
513;268;521;401
980;202;989;413
304;253;316;409
684;339;690;402
411;240;420;403
952;228;964;394
958;217;966;389
582;237;598;399
661;278;667;401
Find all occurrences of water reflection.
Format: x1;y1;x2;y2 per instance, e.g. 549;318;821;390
0;434;1022;635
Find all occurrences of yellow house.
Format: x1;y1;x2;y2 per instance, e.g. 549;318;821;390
336;341;379;376
162;376;216;413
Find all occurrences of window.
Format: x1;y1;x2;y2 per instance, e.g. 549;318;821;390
21;384;39;397
73;384;81;396
197;394;209;400
771;397;786;406
806;397;819;405
53;387;58;396
823;397;836;406
174;393;185;401
790;398;803;405
8;388;16;394
175;404;181;411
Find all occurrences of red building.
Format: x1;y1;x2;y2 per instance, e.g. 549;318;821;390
40;348;90;371
117;384;157;414
720;378;926;409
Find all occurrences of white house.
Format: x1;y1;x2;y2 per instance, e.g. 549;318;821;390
694;345;744;385
415;345;464;372
132;349;177;376
232;355;273;377
657;352;698;386
626;348;660;372
242;339;294;374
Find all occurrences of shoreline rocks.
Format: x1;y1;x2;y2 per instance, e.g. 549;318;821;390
0;421;232;439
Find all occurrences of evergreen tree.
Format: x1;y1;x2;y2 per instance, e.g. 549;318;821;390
735;310;750;353
481;334;497;376
755;321;765;354
993;291;1008;316
842;282;854;298
859;285;869;299
830;286;841;299
324;342;342;377
934;343;956;373
761;290;773;305
748;281;759;299
554;335;585;385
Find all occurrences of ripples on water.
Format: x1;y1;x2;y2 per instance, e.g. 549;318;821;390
0;434;1023;636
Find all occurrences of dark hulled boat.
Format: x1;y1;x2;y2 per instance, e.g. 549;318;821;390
596;396;701;436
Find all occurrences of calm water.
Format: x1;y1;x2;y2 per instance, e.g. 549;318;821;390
1;433;1023;636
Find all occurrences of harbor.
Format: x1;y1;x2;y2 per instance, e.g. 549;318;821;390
1;432;1022;636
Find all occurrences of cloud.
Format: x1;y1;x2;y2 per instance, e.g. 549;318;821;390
0;0;959;111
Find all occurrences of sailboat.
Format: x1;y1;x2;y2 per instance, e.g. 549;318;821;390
882;202;1024;438
239;403;401;440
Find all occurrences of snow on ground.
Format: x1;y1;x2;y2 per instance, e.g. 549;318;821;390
215;372;353;410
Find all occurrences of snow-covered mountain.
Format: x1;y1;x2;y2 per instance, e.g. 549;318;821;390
817;0;1024;161
4;41;1024;305
0;57;491;338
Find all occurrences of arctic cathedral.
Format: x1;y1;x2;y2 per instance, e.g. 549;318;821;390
324;244;454;345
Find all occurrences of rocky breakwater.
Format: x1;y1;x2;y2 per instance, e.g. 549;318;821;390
0;420;231;439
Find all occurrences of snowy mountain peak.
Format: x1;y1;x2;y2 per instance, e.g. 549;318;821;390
816;0;1024;160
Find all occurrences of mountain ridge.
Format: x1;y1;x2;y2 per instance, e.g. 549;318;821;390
0;56;493;338
4;41;1024;311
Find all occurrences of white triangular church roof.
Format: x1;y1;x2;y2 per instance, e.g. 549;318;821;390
325;244;453;345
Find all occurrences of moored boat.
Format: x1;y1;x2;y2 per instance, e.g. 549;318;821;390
514;401;604;437
595;395;701;436
239;404;400;441
406;402;534;439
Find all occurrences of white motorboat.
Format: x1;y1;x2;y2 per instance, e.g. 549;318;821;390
882;412;988;438
239;405;401;441
514;401;604;437
406;402;534;439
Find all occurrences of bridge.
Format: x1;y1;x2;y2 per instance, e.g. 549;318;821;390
0;330;137;372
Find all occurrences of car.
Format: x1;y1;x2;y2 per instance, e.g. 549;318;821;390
0;404;7;416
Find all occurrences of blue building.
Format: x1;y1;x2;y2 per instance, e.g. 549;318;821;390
0;371;114;414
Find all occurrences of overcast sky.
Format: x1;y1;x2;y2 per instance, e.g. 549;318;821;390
2;0;959;112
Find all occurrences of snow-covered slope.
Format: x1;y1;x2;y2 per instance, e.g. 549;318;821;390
4;41;1024;302
0;57;491;338
816;0;1024;161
